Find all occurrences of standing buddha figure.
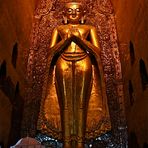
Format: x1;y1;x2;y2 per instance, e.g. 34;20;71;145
39;1;111;148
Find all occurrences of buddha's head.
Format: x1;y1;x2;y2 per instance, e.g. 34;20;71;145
64;2;85;24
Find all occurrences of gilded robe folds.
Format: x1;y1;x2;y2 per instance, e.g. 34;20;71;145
37;36;111;139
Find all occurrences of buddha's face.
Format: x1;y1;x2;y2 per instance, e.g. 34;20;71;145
65;2;83;23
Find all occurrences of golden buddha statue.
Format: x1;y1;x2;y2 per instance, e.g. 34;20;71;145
38;1;111;148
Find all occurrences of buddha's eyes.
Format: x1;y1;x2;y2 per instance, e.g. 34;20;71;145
67;8;81;14
76;8;81;13
68;8;72;13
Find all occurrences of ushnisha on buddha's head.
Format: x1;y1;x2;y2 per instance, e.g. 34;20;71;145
63;2;85;24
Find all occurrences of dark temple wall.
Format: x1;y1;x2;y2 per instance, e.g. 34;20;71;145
0;0;37;147
111;0;148;147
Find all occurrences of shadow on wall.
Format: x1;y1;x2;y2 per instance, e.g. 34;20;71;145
11;43;18;69
128;132;139;148
0;60;24;147
143;142;148;148
129;41;135;65
139;59;148;90
0;142;4;148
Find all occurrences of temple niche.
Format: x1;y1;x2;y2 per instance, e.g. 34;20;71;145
22;0;127;147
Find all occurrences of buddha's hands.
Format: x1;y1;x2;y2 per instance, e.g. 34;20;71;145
67;27;81;39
